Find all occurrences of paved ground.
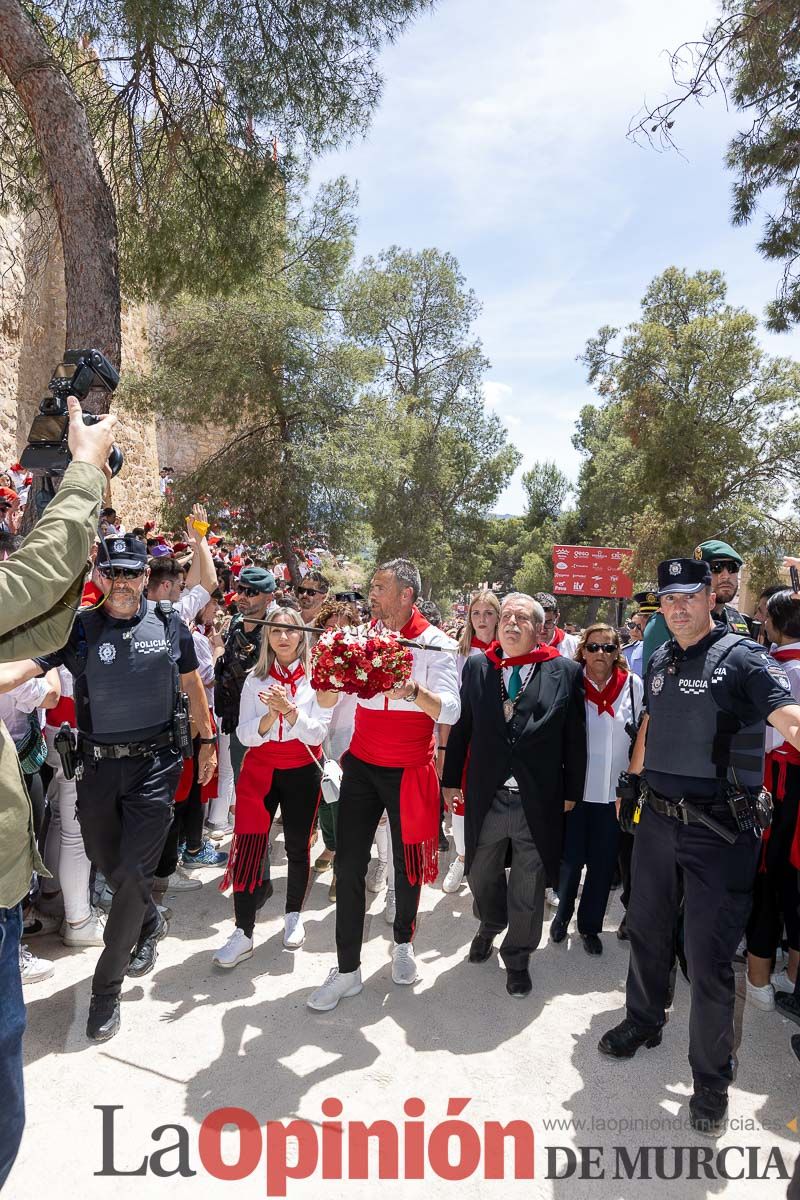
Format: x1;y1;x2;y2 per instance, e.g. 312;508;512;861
9;827;800;1200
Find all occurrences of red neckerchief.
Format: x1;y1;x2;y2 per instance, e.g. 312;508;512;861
772;647;800;662
400;606;431;639
549;626;565;647
470;635;492;650
485;640;560;668
584;666;628;716
269;660;306;739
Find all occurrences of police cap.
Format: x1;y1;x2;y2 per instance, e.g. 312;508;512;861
657;557;713;596
238;566;276;594
693;539;743;566
633;589;659;615
98;534;148;571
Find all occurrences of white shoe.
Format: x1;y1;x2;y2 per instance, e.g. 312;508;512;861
207;822;234;841
771;968;797;995
545;888;559;910
283;912;305;950
19;943;54;984
212;928;254;969
61;906;107;947
23;908;60;937
442;857;465;893
366;859;389;892
746;978;776;1011
307;967;363;1011
384;885;396;924
392;942;417;985
166;866;203;892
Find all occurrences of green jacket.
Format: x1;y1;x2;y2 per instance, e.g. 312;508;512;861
0;461;105;908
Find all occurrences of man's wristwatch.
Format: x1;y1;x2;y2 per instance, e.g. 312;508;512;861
404;681;420;703
198;736;218;745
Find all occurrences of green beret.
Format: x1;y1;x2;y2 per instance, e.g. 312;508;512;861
238;566;277;593
693;539;743;566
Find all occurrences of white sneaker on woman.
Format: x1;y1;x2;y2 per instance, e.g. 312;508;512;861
212;928;254;969
384;886;396;924
307;967;363;1011
366;859;388;892
771;968;796;995
283;912;305;949
19;944;55;984
746;978;776;1011
166;866;203;892
442;857;465;893
61;906;107;947
392;942;417;985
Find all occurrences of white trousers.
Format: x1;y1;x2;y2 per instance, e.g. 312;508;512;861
42;732;92;924
207;728;234;826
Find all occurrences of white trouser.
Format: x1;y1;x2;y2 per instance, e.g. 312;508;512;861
375;811;394;887
452;812;465;857
207;728;234;825
42;730;92;924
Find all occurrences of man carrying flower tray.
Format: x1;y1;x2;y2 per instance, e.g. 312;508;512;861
307;558;460;1010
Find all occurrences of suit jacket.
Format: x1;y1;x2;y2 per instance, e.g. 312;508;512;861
442;651;587;886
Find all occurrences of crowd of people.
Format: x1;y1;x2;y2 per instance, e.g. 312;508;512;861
2;428;800;1188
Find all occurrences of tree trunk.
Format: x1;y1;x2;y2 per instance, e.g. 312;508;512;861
585;598;602;626
0;0;121;389
282;537;302;587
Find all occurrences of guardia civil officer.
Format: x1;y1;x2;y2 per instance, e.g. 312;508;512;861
598;556;800;1135
694;538;753;635
35;535;216;1042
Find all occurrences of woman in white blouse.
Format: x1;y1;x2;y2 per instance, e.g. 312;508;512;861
212;609;335;968
550;623;643;955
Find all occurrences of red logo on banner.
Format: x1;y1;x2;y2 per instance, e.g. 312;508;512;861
551;545;634;598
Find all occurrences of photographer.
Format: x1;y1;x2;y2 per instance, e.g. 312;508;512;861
0;396;116;1192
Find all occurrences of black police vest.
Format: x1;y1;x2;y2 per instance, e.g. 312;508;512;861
214;615;262;732
644;633;765;790
78;602;180;739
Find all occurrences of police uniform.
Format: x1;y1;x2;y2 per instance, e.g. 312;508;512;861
37;536;198;1034
599;557;795;1131
694;538;753;635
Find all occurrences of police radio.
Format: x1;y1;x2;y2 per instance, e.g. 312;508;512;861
173;693;193;759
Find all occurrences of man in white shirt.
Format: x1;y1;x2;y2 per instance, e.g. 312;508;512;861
307;558;460;1011
146;511;217;625
535;592;579;659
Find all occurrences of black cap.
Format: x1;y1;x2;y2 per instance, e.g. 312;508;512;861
335;590;364;602
657;557;712;596
98;534;148;571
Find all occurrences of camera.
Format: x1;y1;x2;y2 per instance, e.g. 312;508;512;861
21;349;123;477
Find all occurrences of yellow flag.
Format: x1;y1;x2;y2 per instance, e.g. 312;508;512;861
187;517;209;538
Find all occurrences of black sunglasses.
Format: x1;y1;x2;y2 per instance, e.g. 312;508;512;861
237;586;263;597
98;566;144;580
709;560;739;574
297;586;324;597
585;642;617;654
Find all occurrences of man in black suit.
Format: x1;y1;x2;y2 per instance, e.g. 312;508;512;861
442;592;587;997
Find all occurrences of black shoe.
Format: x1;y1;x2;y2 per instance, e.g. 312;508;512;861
598;1016;662;1059
86;993;120;1042
262;879;274;902
468;933;494;963
775;991;800;1027
550;917;567;944
506;967;532;998
689;1085;728;1137
616;915;629;941
792;1034;800;1066
438;828;449;852
581;933;602;956
127;914;169;978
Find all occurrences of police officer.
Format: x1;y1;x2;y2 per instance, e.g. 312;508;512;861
598;557;800;1134
694;538;752;634
35;535;216;1042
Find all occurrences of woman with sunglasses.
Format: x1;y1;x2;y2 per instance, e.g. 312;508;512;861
550;623;643;955
213;609;335;968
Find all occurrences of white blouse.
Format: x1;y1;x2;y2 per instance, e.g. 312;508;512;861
583;669;644;804
236;660;332;748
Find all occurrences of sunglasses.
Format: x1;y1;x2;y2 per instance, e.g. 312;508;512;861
585;642;618;654
297;586;324;597
237;586;262;598
709;560;739;574
98;566;144;580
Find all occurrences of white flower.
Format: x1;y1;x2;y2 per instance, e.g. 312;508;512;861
330;676;343;688
334;656;344;664
372;656;383;667
355;668;369;681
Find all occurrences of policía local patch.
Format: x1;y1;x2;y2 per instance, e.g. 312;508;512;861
98;642;116;664
651;673;665;695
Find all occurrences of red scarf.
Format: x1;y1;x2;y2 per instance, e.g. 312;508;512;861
584;667;628;717
485;641;560;668
470;635;492;651
760;646;800;872
400;606;430;639
350;706;440;886
221;738;322;892
549;626;565;647
270;660;306;738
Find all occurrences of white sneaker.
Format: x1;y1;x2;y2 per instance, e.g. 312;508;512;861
307;967;363;1011
545;888;559;910
392;942;417;985
207;822;234;841
771;968;797;995
442;857;465;893
366;859;388;892
23;908;60;937
19;943;54;984
746;978;776;1011
166;866;203;892
212;928;254;969
61;906;107;947
283;912;305;950
384;886;396;924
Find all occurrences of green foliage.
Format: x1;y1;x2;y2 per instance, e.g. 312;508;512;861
573;266;800;578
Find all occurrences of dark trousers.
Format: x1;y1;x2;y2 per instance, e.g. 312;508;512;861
618;830;635;909
230;730;247;782
469;787;546;971
746;776;800;958
77;747;182;996
0;905;24;1192
319;799;338;853
335;753;422;972
556;801;621;935
156;738;208;877
625;804;760;1091
233;761;321;936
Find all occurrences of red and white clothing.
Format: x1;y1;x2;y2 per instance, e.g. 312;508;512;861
237;662;332;748
583;668;643;804
549;626;579;660
762;642;800;872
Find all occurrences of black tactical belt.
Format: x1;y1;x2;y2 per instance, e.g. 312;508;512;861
80;730;175;760
647;791;733;827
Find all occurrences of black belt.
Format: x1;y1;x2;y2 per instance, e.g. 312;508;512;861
647;791;732;827
80;730;175;760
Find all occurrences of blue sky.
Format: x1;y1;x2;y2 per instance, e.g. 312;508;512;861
310;0;800;513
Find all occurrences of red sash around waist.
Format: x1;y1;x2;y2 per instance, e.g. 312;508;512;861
762;745;800;872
